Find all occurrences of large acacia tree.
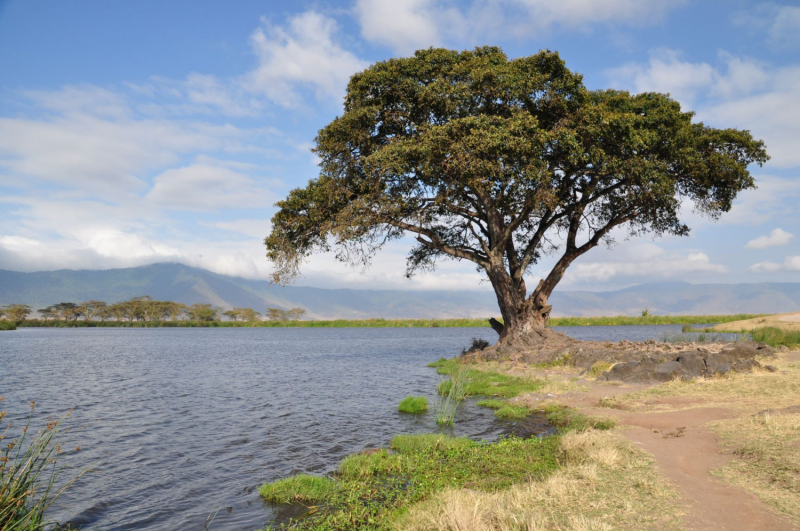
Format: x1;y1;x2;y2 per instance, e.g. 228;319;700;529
265;47;767;343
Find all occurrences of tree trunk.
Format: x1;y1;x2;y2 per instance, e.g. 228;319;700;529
486;268;555;345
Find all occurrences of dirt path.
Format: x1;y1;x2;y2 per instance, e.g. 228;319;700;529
562;388;799;531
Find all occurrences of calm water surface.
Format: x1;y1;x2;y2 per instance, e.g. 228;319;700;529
0;325;711;530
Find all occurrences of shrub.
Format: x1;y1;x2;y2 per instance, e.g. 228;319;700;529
398;396;428;414
0;321;16;331
462;337;490;354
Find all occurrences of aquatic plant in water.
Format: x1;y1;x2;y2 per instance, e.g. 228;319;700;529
435;367;468;426
0;400;89;531
398;396;428;414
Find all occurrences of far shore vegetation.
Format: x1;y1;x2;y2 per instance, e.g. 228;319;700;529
0;299;769;330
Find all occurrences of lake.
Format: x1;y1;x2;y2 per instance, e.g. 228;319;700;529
0;325;715;530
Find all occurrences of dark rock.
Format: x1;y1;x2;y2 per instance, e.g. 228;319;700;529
733;358;760;372
654;361;682;381
705;353;733;376
677;352;707;378
764;364;779;372
601;358;657;383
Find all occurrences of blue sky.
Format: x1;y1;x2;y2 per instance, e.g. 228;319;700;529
1;0;799;292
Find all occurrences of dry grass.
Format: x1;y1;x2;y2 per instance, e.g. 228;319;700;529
710;411;800;525
597;356;800;414
395;430;684;531
712;313;800;333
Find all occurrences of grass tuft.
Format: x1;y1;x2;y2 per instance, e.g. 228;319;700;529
398;396;428;414
589;361;614;378
493;405;530;420
542;405;616;433
1;402;90;530
435;367;468;425
750;327;800;349
475;399;505;410
258;474;336;504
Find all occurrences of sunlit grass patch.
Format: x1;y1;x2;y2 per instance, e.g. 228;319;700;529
494;405;529;420
542;405;616;433
429;359;544;398
475;399;505;409
710;411;800;524
261;433;561;530
258;474;336;504
396;430;683;531
398;396;428;414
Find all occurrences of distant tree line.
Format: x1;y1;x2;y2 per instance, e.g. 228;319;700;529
0;297;307;324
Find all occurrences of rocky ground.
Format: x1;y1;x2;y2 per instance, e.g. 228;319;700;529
464;332;780;383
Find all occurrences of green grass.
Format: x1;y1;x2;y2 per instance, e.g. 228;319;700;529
429;359;544;398
434;367;468;425
260;433;560;530
542;405;616;433
0;321;16;330
494;405;530;419
475;399;506;409
398;396;428;414
389;434;474;454
476;399;529;419
258;474;336;504
750;327;800;348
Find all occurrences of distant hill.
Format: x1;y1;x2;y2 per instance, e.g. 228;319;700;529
0;263;798;318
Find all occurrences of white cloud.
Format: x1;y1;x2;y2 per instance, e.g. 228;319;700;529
768;5;800;47
214;219;272;239
0;100;250;198
745;228;794;249
560;245;726;284
749;255;800;273
734;3;800;49
146;163;273;211
355;0;685;54
608;51;800;168
608;49;716;105
244;11;368;107
355;0;442;55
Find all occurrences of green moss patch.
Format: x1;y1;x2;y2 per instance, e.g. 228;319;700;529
258;474;335;504
398;396;428;414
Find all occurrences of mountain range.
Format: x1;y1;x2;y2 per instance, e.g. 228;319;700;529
0;263;798;318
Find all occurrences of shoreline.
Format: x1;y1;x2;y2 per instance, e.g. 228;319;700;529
9;313;768;329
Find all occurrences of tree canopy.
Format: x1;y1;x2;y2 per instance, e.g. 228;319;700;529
265;47;768;340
